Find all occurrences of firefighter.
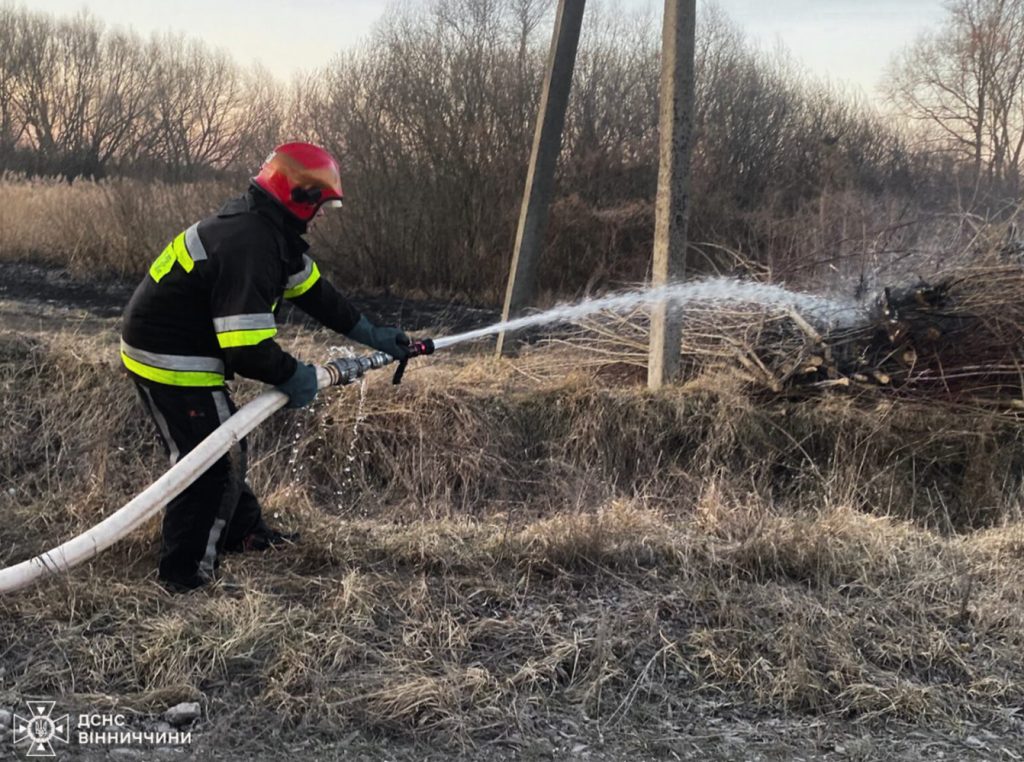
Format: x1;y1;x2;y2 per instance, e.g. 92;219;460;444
121;142;409;593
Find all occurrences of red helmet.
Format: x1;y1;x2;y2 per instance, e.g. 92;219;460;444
253;142;344;222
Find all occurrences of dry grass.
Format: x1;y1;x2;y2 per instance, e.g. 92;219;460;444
0;176;970;311
0;177;655;306
0;177;234;279
3;325;1024;748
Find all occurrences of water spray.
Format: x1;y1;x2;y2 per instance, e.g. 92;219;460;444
431;278;867;351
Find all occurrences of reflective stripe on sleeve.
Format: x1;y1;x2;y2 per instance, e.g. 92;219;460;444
283;256;321;299
212;313;277;333
121;340;225;387
212;313;278;349
184;223;208;261
215;328;278;349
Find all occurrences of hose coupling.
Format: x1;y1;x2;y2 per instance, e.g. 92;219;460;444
324;351;394;387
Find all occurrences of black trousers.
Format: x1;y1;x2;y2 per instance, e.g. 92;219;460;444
134;382;264;589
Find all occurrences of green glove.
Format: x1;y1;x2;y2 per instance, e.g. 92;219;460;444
346;315;411;360
276;363;319;409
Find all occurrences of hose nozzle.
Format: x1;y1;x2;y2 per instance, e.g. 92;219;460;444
320;338;435;388
393;338;434;385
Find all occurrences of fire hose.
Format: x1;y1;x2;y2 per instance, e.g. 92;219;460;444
0;339;435;595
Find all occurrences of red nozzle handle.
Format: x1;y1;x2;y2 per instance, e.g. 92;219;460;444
393;337;435;385
408;338;434;357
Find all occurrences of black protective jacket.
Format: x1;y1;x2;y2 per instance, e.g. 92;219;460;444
121;187;361;388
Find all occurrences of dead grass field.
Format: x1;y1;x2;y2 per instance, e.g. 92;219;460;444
0;178;235;281
2;315;1024;759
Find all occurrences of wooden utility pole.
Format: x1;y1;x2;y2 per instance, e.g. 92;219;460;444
496;0;586;357
648;0;696;389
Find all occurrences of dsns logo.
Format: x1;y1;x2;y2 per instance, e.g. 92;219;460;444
13;701;70;757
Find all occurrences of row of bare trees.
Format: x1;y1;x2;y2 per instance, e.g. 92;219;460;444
0;5;280;179
4;0;1004;297
292;0;916;295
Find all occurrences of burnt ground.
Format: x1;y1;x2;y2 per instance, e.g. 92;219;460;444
0;261;136;319
0;261;499;337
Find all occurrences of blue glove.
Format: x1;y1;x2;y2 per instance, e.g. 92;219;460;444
276;362;319;409
346;315;411;360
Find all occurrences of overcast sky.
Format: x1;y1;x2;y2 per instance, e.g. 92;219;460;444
27;0;946;100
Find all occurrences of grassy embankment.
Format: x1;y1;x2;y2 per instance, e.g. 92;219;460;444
2;318;1023;749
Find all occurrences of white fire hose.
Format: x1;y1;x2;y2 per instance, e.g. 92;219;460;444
0;352;404;595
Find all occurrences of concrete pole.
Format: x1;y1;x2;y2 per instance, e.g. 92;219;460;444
496;0;586;357
648;0;696;389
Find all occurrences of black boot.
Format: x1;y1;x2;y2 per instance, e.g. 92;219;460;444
225;519;300;553
159;569;244;596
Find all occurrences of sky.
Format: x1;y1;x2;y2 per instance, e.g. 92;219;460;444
26;0;947;100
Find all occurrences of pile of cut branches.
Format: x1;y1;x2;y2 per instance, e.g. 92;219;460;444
555;265;1024;404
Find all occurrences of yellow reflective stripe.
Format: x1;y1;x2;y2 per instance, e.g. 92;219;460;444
149;232;194;283
121;352;224;387
283;262;320;299
216;327;278;349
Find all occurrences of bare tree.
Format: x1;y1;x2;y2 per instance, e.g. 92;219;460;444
235;63;285;165
508;0;555;64
80;28;157;175
0;5;27;165
564;3;660;201
13;10;108;176
886;0;1024;189
149;34;252;180
5;9;156;177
